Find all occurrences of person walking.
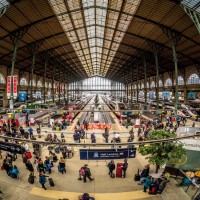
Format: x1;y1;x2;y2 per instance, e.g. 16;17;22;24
143;175;152;192
25;160;34;174
39;172;48;190
28;126;33;138
122;159;128;178
83;164;94;183
91;133;96;143
107;160;115;177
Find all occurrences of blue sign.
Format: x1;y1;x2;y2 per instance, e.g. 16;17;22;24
162;91;171;101
18;91;27;102
36;91;41;99
188;92;196;100
149;91;154;100
80;148;136;160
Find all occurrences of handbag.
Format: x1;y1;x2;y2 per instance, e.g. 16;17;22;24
1;165;4;170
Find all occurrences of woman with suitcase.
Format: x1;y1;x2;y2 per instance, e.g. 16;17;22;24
39;172;49;190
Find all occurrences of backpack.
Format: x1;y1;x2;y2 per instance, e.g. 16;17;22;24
28;175;34;184
79;169;85;176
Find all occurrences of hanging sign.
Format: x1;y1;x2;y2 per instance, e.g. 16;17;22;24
18;91;27;102
80;148;136;160
0;141;25;154
7;76;11;98
188;92;196;100
149;91;154;100
13;75;18;98
162;91;171;101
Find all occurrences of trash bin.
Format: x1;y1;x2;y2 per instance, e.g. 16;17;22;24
116;163;123;178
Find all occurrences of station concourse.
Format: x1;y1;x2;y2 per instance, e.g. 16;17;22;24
0;0;200;200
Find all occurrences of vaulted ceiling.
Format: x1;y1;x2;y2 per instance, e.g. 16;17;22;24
0;0;200;83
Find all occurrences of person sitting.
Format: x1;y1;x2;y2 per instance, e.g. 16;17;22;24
9;165;20;179
138;165;150;184
58;157;66;174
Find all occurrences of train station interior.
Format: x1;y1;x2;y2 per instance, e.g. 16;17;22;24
0;0;200;200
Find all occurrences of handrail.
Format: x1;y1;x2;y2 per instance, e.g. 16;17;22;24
0;134;198;146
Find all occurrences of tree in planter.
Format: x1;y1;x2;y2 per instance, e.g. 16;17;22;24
138;129;186;173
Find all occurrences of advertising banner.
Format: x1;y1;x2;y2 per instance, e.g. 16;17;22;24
7;76;11;98
0;141;25;154
18;91;27;102
13;75;18;98
36;91;41;99
162;91;171;101
80;148;136;160
188;92;196;100
47;91;51;99
149;91;154;100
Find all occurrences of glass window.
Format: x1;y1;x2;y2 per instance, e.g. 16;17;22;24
151;81;155;88
29;80;36;86
20;78;27;86
37;81;42;88
0;74;5;84
177;76;184;85
165;78;172;86
188;74;200;84
159;80;163;87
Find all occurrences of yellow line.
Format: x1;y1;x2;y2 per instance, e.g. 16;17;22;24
30;187;154;200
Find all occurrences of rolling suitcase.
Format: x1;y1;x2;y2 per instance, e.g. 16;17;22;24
48;178;54;187
28;175;34;184
116;163;123;178
134;169;140;181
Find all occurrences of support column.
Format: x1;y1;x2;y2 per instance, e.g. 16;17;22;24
9;27;29;110
52;61;56;103
131;67;133;103
136;65;139;103
142;55;147;104
43;53;49;104
27;40;44;103
162;28;182;115
59;67;61;103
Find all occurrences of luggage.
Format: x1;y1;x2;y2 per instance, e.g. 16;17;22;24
134;169;140;181
116;163;123;178
149;187;157;195
26;152;32;159
110;173;115;178
58;166;66;173
48;178;55;187
28;175;34;184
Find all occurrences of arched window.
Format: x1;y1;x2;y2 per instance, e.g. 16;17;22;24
45;82;48;88
138;84;140;89
165;78;172;86
49;82;52;88
146;82;149;88
177;76;184;85
20;78;27;86
141;83;144;89
29;80;36;86
0;74;5;84
188;74;200;84
151;81;155;88
37;80;42;88
159;80;163;87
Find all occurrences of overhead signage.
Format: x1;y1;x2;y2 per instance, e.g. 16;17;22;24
18;91;27;102
7;76;11;98
13;75;18;98
0;141;25;154
162;91;171;101
36;91;41;99
149;91;154;100
188;92;196;100
180;139;200;151
80;148;136;160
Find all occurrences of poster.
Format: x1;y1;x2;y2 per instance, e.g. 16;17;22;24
80;148;136;160
13;75;18;98
7;76;11;98
162;91;171;101
149;91;154;100
188;92;196;100
18;91;27;102
36;91;41;99
47;91;51;99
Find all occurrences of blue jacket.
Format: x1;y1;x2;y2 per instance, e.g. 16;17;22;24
144;177;152;188
39;175;46;184
11;168;19;175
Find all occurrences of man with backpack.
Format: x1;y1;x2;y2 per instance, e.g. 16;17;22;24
83;164;94;183
108;160;115;178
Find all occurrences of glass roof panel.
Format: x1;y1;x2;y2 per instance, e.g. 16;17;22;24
181;0;200;13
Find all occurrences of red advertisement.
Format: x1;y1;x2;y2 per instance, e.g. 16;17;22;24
7;76;11;98
13;75;18;97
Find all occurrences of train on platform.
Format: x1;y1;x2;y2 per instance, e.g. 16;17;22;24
102;96;131;118
62;95;92;120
